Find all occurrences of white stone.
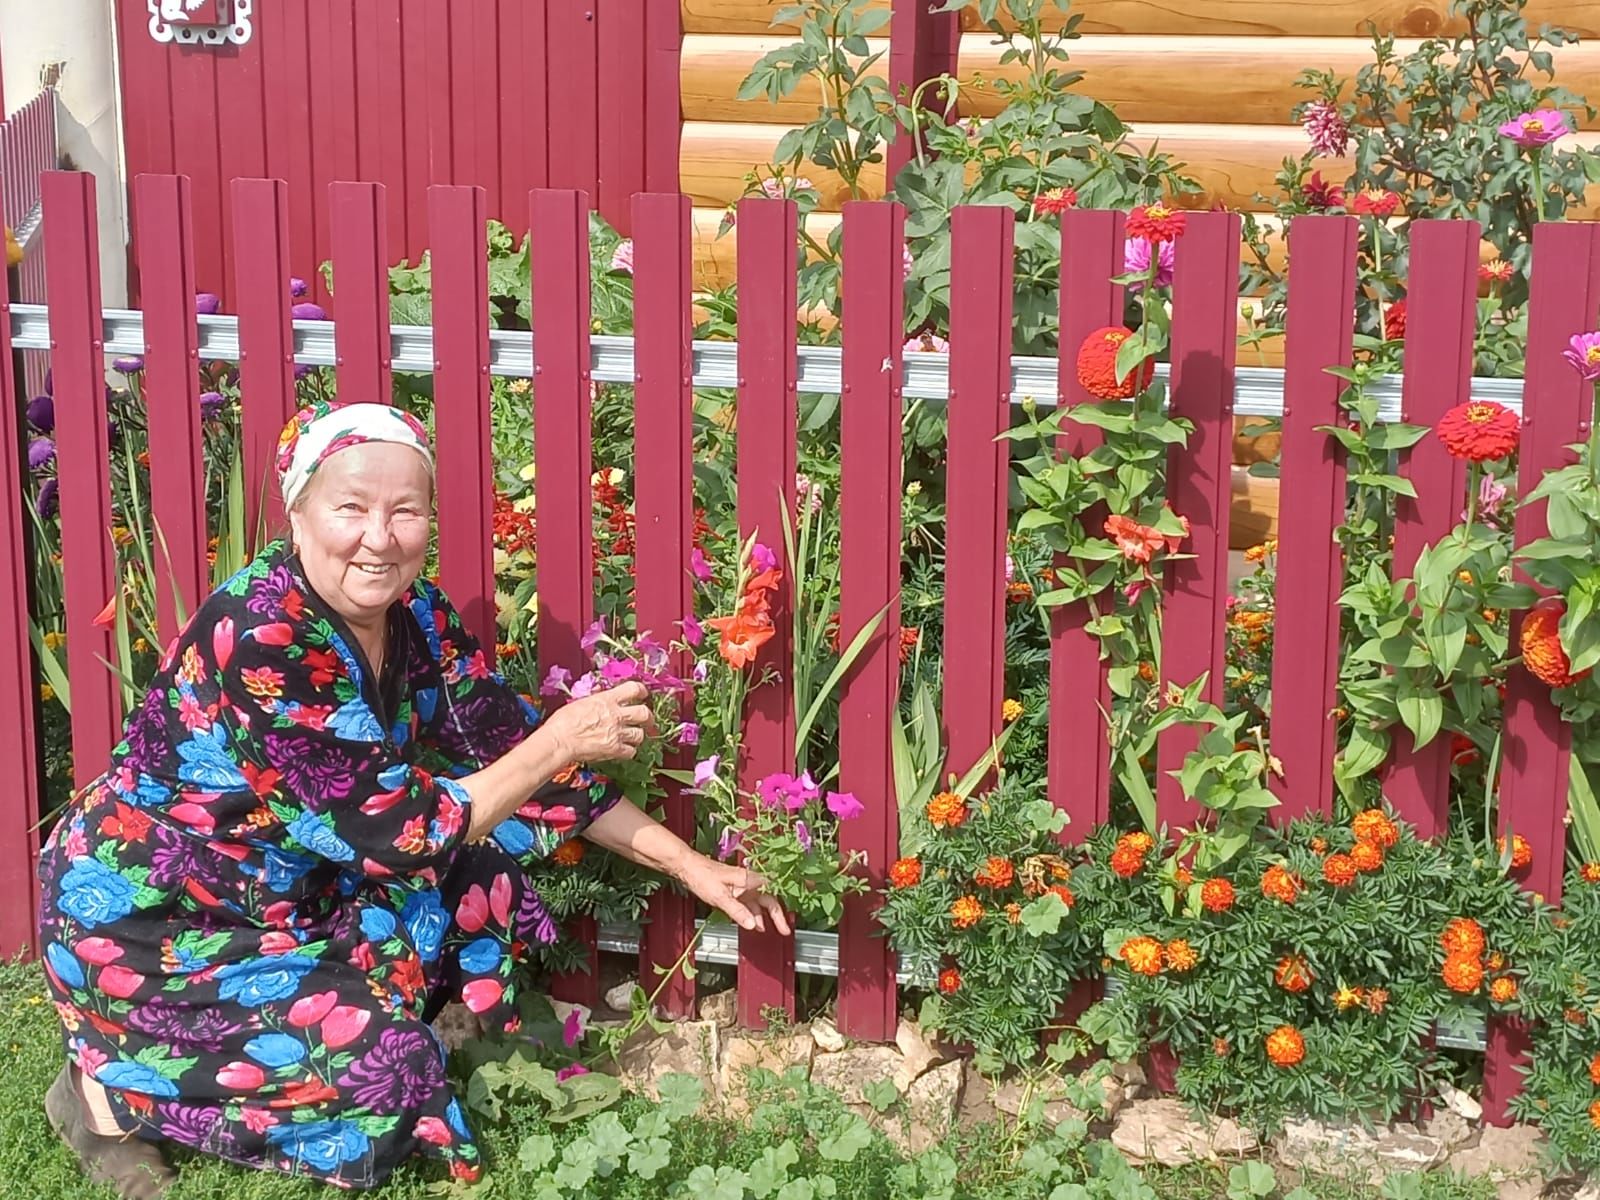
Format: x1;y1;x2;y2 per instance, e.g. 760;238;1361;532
893;1018;943;1089
1447;1123;1547;1184
1110;1097;1259;1166
887;1059;965;1155
604;981;638;1014
717;1033;814;1113
809;1045;905;1106
1419;1110;1475;1153
610;1020;721;1101
811;1016;847;1053
1438;1080;1483;1123
1273;1118;1445;1182
699;989;739;1027
549;999;592;1031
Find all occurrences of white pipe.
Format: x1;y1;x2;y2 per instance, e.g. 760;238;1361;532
0;0;128;304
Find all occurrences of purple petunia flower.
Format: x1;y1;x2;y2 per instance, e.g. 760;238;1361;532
194;292;221;315
795;820;813;852
676;722;700;747
716;826;742;861
113;356;145;375
36;478;58;518
26;394;54;432
609;240;634;275
1500;109;1570;148
690;546;713;583
1123;236;1176;290
27;438;54;471
199;391;226;421
1563;331;1600;381
291;302;327;322
580;620;606;653
826;790;864;821
692;755;720;791
681;614;704;647
290;276;309;299
541;665;573;696
294;364;315;380
562;1009;585;1048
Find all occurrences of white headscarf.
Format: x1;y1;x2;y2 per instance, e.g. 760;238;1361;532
275;401;434;510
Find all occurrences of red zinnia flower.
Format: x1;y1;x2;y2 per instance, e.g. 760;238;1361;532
1350;189;1401;217
1076;326;1155;401
1032;187;1077;216
1521;601;1589;689
1435;400;1519;463
1383;298;1407;342
1125;203;1187;244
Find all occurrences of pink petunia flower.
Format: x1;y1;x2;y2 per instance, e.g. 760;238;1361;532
555;1063;590;1083
751;542;777;573
826;790;864;821
693;755;721;791
690;546;714;583
562;1008;585;1048
795;821;813;851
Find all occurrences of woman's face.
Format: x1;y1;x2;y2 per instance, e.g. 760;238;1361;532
287;442;433;628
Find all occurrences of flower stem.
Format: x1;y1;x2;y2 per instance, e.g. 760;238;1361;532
1531;150;1547;226
1466;461;1481;529
1589;381;1600;491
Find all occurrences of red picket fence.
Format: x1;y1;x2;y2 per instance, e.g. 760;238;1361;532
1;171;1594;1124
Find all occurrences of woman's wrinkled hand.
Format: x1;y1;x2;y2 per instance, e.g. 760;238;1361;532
677;854;792;936
540;681;653;764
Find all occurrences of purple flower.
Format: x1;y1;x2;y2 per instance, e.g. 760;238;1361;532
262;733;357;800
569;672;598;699
635;634;669;672
580;620;606;653
562;1008;585;1048
291;302;327;322
795;821;813;852
690;546;713;583
541;665;573;696
693;661;709;683
556;1063;590;1083
36;478;58;518
716;827;742;861
676;722;700;747
600;657;641;686
294;364;315;380
199;391;226;421
127;1000;240;1055
693;755;720;791
681;615;704;647
609;240;634;275
289;277;309;299
1301;100;1349;157
826;790;864;821
1500;109;1570;148
154;1103;223;1150
27;438;54;471
194;292;221;316
26;394;54;432
1564;331;1600;381
337;1026;447;1110
751;542;777;573
1465;473;1510;522
1123;237;1175;290
113;356;145;375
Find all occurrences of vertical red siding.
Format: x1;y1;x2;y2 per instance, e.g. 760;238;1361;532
328;182;393;404
547;5;599;196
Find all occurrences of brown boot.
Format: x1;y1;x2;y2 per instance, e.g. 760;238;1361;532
44;1064;175;1199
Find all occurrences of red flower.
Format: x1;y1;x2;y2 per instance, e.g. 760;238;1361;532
1322;853;1358;887
1199;878;1235;912
1435;400;1519;463
1300;171;1344;211
1032;187;1077;216
1521;601;1589;689
938;967;961;994
1105;514;1165;564
1383;298;1407;342
1126;203;1187;244
1076;326;1155;401
1350;189;1402;217
1478;259;1514;284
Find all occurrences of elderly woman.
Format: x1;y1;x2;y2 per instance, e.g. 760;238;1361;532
37;401;787;1195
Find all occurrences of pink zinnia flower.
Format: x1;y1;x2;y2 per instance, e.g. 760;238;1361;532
609;239;634;275
904;332;949;354
1123;236;1175;290
1301;100;1350;157
1499;109;1570;148
760;175;812;199
1563;331;1600;381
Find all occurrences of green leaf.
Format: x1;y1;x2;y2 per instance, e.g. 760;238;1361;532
863;1078;901;1113
1020;891;1072;937
817;1113;874;1162
518;1133;557;1172
1396;687;1444;749
1349;472;1419;498
1340;724;1390;778
654;1072;705;1122
1228;1161;1278;1200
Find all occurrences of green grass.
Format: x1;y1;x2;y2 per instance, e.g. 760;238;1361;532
0;960;1502;1198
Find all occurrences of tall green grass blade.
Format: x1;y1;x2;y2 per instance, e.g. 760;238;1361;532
795;604;888;752
28;621;71;714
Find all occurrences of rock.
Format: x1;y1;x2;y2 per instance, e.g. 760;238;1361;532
699;989;739;1027
990;1075;1090;1129
1448;1123;1547;1185
717;1033;814;1113
1111;1097;1259;1166
893;1018;943;1089
1111;1060;1148;1096
1438;1081;1483;1123
1273;1118;1445;1182
610;1020;721;1100
1571;1179;1600;1200
811;1016;847;1053
810;1045;905;1106
1495;1183;1542;1200
1419;1110;1477;1153
430;1001;482;1054
886;1059;965;1155
604;981;638;1014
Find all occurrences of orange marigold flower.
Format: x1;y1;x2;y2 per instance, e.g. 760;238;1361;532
1118;831;1155;855
1566;1008;1588;1026
1230;609;1272;630
1274;955;1314;994
1522;600;1590;688
1165;939;1198;972
1007;580;1034;603
1048;884;1077;909
1583;863;1600;884
1442;953;1484;994
1309;837;1329;855
1351;809;1400;849
1589;1052;1600;1086
552;839;586;866
1032;186;1078;216
975;857;1016;889
938;967;961;995
1590;1099;1600;1131
1076;326;1155;401
888;857;922;889
1200;878;1236;913
1350;840;1385;873
1334;985;1365;1011
1004;902;1023;925
1441;917;1486;958
1497;833;1533;871
927;791;968;829
1261;864;1302;904
1322;853;1358;887
1213;1037;1231;1058
1243;539;1278;564
1126;202;1188;244
1436;400;1520;463
1119;936;1164;976
1487;951;1505;972
1490;977;1519;1004
1105;514;1165;565
1365;987;1389;1015
1173;866;1194;888
1109;845;1146;878
950;895;985;930
1265;1025;1305;1068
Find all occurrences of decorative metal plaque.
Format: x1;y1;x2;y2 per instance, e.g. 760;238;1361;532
148;0;253;46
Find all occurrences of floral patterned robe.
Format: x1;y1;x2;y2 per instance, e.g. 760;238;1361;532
37;540;619;1187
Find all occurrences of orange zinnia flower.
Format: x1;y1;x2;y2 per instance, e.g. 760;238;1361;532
1265;1025;1305;1068
1441;917;1486;958
1441;954;1483;994
1119;936;1163;976
1351;809;1399;849
888;857;922;888
1200;878;1235;912
926;792;968;829
1105;514;1165;564
1520;601;1589;689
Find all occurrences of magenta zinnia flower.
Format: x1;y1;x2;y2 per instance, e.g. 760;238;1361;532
1301;100;1350;157
1123;236;1175;290
1563;331;1600;380
1499;109;1570;148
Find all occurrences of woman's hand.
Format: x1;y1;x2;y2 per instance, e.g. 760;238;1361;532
540;681;653;764
677;853;792;936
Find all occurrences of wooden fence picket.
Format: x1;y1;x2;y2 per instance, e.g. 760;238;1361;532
836;200;906;1042
734;197;799;1028
1269;215;1360;823
1483;221;1600;1124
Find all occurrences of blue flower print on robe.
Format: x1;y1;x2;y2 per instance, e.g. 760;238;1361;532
215;954;320;1007
175;724;251;791
254;846;317;893
325;698;384;743
45;943;85;989
287;811;357;863
96;1060;181;1099
266;1120;372;1172
58;858;138;929
360;907;397;942
245;1032;308;1069
400;889;447;963
458;938;502;975
491;820;535;857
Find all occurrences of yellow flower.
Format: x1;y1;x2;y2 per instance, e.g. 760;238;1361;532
906;481;923;497
43;631;65;650
507;379;532;396
1002;699;1024;722
591;467;625;488
1457;570;1475;584
1334;985;1364;1011
39;683;55;702
133;638;150;654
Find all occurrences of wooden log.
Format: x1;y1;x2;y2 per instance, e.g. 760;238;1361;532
682;120;1600;217
683;0;1598;39
684;34;1600;131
